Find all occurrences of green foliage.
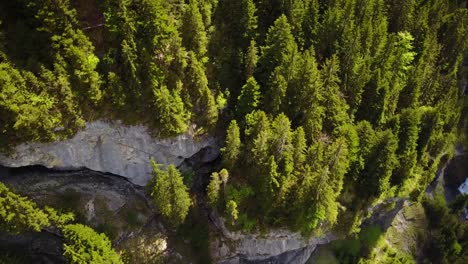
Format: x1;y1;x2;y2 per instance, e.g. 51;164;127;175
152;85;189;136
185;52;218;130
175;205;212;263
421;195;467;264
258;15;299;115
0;1;466;257
236;77;261;119
0;183;121;263
181;0;208;58
62;223;123;264
206;171;221;206
0;182;50;233
150;160;191;226
221;120;242;169
0;63;60;142
226;200;238;223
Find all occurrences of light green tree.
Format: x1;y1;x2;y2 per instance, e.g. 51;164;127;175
152;85;190;136
150;160;191;226
236;77;261;119
222;120;242;169
62;224;123;264
207;172;221;206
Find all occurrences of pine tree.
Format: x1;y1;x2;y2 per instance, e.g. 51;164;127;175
222;120;242;169
245;111;271;166
0;182;50;234
270;113;293;162
392;108;421;188
361;129;399;199
289;49;324;141
226;200;239;224
236;77;261;119
257;155;280;216
0;62;62;142
34;0;103;104
185;53;218;129
258;15;298;87
207;172;221;206
244;40;258;78
181;0;208;58
62;224;123;264
150;160;191;226
302;0;320;49
321;55;349;135
291;127;307;170
152;85;189;136
213;0;257;49
282;0;308;47
311;137;349;227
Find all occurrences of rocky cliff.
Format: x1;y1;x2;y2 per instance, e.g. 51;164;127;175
0;121;218;186
208;212;336;264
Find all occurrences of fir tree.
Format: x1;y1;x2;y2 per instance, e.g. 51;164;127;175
222;120;242;170
150;160;191;226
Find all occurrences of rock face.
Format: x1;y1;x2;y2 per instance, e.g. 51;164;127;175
211;230;335;264
0;121;218;186
209;213;335;264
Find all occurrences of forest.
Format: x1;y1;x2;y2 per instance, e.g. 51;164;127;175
0;0;467;263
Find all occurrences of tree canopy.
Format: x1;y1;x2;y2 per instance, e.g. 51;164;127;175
0;0;466;255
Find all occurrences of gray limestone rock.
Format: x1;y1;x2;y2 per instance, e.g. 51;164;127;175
0;121;218;186
210;214;335;264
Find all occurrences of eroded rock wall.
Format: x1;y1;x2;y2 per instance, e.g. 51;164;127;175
209;213;335;264
0;121;218;186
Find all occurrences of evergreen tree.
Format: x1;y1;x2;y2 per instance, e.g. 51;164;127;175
0;62;62;142
33;0;103;104
360;129;399;199
302;0;320;49
185;52;218;129
211;0;257;91
244;40;258;78
291;127;307;170
0;182;50;234
207;172;221;206
392;108;421;188
181;0;208;58
311;137;349;227
150;160;191;226
237;77;261;119
386;0;417;32
62;224;123;264
152;85;189;136
258;15;298;93
222;120;242;170
226;200;239;224
289;49;324;141
321;55;349;135
245;111;272;166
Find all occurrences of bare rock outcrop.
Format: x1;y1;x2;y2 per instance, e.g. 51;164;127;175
0;121;218;186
